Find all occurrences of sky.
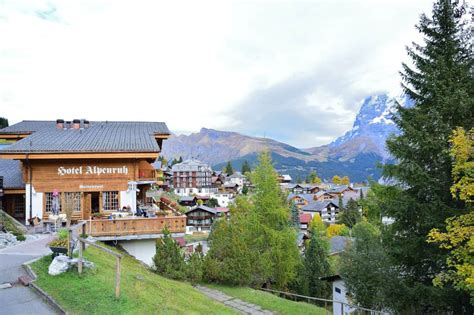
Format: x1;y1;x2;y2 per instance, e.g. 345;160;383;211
0;0;444;147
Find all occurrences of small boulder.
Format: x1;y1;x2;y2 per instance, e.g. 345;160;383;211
48;255;70;276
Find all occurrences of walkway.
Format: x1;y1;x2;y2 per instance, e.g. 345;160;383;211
195;285;274;315
0;235;59;315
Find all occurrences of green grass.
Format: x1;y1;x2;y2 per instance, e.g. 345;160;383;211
206;284;331;315
30;245;237;315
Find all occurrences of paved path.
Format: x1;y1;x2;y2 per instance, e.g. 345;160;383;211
195;285;274;315
0;235;59;315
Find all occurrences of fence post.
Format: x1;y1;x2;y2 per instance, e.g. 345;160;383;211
78;239;83;274
68;228;73;258
115;256;121;299
81;223;86;251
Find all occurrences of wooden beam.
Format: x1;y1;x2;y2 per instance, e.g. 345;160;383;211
0;133;31;140
3;189;26;194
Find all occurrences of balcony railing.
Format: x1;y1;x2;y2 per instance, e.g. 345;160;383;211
85;216;186;237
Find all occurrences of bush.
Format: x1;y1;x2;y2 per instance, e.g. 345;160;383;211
13;232;26;242
57;228;68;240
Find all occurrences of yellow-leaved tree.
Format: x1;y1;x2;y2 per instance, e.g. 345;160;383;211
427;127;474;301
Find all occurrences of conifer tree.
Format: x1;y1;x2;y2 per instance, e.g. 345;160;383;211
379;0;473;311
290;201;300;229
241;160;251;174
224;161;234;175
153;228;186;280
0;117;8;129
302;230;331;298
337;198;361;229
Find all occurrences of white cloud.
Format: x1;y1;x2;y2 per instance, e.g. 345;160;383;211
0;0;446;147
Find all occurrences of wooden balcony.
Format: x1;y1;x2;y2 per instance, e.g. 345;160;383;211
85;216;186;240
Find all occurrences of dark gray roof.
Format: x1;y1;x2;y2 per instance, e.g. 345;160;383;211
179;196;197;202
0;121;54;134
0;159;25;188
301;200;338;212
185;205;217;215
287;193;314;202
330;236;352;254
0;121;170;153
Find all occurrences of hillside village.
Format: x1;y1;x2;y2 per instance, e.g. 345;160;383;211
0;1;473;315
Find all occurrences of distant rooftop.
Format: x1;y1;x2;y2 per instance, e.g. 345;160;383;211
171;159;212;172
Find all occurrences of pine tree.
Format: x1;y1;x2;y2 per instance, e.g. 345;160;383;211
306;171;322;184
241;160;251;174
302;229;331;298
224;161;234;175
0;117;8;129
152;228;186;280
380;1;473;311
337;198;361;229
290;201;300;229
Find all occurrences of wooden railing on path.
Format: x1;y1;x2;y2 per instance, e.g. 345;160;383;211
85;216;186;237
259;288;387;315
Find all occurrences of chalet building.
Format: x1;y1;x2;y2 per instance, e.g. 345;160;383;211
314;191;335;201
327;185;357;198
172;159;216;196
299;213;311;231
287;184;321;194
185;205;217;231
178;196;197;207
301;201;339;223
0;119;172;225
287;193;314;208
278;174;292;184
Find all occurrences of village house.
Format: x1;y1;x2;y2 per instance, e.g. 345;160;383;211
172;159;216;196
0;119;186;240
301;200;339;223
178;196;197;207
185;205;217;232
299;213;312;231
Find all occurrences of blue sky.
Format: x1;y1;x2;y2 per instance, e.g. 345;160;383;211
0;0;445;147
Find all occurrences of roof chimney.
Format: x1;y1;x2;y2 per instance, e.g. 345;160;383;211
56;119;64;129
83;120;90;128
73;119;80;130
65;121;71;129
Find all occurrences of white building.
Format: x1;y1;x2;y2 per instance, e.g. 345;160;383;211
210;192;235;207
172;159;217;196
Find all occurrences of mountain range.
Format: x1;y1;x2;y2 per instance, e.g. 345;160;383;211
161;93;412;182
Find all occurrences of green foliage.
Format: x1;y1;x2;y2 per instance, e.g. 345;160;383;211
153;228;186;280
49;238;68;248
309;214;326;235
337;198;361;229
57;228;68;240
242;185;249;195
449;127;474;203
373;1;474;311
0;117;8;129
205;152;300;289
340;222;393;310
290;201;300;229
224;161;234;175
15;233;26;242
241;160;252;175
301;230;331;298
326;224;348;238
306;171;322;184
206;198;220;208
186;250;205;285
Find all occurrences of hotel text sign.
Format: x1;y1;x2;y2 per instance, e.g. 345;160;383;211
57;166;129;176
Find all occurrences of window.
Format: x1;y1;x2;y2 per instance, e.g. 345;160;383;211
103;191;119;211
335;287;341;294
14;195;25;216
63;192;81;212
45;192;61;213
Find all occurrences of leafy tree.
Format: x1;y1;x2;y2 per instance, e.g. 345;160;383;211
332;175;342;185
427;127;474;302
224;161;234;175
206;198;220;208
337;198;361;229
301;229;331;298
0;117;8;129
326;224;349;238
306;171;322;184
379;0;474;311
341;176;350;185
340;222;394;310
290;201;300;229
205;152;300;289
241;160;251;174
309;213;326;235
153;227;186;280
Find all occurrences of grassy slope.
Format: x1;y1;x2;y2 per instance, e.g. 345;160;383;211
31;246;236;315
206;284;331;315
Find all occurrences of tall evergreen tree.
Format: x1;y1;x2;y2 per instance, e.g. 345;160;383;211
152;228;186;280
0;117;8;129
241;160;251;174
224;161;234;175
337;198;361;229
302;229;331;298
290;201;300;229
380;0;473;311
